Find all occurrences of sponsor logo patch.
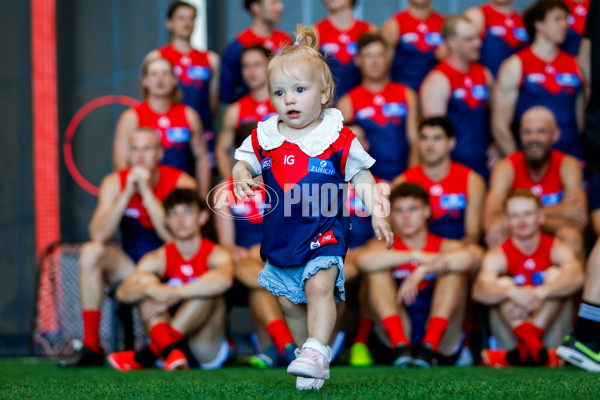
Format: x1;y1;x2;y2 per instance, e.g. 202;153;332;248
382;102;407;118
425;32;443;46
440;193;467;210
310;230;338;250
555;73;580;87
541;191;563;207
166;127;190;143
471;85;489;100
187;66;210;81
514;27;529;42
308;158;335;176
124;208;141;219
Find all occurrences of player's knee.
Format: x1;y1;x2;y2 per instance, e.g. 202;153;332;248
79;241;107;271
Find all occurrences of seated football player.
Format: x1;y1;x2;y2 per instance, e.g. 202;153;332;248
557;174;600;371
213;122;296;368
57;128;196;368
106;188;234;371
484;106;587;262
473;189;584;367
357;182;481;367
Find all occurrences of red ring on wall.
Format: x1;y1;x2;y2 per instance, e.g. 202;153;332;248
63;95;140;196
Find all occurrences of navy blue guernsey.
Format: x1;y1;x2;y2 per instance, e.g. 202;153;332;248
251;127;355;266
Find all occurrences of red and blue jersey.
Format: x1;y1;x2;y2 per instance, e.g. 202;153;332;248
391;10;444;91
347;82;411;181
220;28;292;103
226;177;264;249
250;127;355;266
159;44;213;131
315;18;371;101
346;182;374;248
561;0;589;56
403;162;472;240
135;101;193;175
434;61;491;179
162;238;216;287
501;233;555;286
509;149;565;207
479;4;528;76
515;48;582;159
118;165;182;263
392;233;443;290
236;94;277;131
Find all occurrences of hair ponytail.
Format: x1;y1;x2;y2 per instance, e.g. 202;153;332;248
294;24;317;49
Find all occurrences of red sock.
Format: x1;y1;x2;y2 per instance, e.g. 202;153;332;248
516;342;529;362
382;315;409;347
514;323;545;362
168;326;185;343
421;317;449;352
149;341;161;357
149;322;176;353
266;319;295;355
353;318;374;345
82;310;102;353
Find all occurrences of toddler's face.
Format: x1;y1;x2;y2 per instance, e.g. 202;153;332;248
269;65;328;131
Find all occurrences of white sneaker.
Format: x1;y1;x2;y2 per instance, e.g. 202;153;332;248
296;377;324;390
287;338;332;379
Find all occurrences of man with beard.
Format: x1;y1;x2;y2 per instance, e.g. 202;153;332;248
473;189;583;367
484;106;587;261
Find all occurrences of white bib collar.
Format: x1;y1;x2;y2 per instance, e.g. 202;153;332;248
256;108;345;157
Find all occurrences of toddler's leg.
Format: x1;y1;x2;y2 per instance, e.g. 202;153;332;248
278;297;308;347
287;265;338;388
305;265;338;344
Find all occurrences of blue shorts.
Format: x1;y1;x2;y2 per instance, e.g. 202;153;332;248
258;256;345;304
396;279;435;345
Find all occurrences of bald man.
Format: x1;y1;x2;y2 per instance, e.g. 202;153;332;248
420;14;494;179
59;128;196;367
484;106;586;260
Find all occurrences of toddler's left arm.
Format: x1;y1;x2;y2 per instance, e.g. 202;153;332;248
350;169;393;249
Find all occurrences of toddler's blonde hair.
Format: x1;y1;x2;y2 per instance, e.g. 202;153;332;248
267;25;335;110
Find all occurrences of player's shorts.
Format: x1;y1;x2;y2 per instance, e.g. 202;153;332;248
181;338;230;369
395;279;435;345
258;256;345;304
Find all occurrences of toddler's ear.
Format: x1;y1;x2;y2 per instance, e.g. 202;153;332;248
321;86;331;105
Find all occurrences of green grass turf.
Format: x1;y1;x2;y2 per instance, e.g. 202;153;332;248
1;358;600;400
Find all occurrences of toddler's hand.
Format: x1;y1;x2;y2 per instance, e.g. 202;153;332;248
371;215;393;250
232;165;260;200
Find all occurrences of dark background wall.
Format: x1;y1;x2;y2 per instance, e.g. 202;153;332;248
0;0;534;355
